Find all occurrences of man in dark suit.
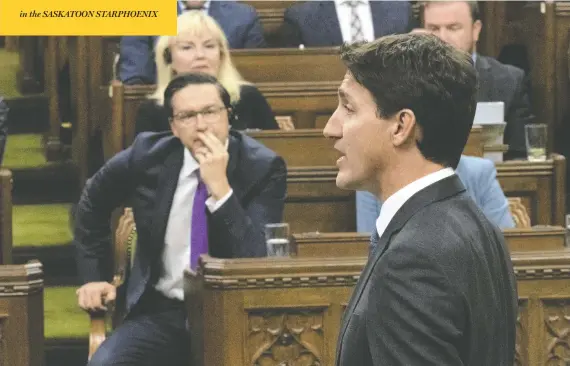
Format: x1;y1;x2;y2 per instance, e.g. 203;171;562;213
0;96;7;164
421;1;534;160
119;0;266;85
75;73;287;365
280;0;415;47
324;34;517;365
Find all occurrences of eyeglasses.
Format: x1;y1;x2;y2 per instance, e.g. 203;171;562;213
171;106;227;125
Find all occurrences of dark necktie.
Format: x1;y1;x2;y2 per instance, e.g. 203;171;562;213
190;178;208;270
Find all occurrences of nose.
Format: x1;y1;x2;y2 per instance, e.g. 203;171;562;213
195;114;208;131
195;46;205;58
323;108;343;139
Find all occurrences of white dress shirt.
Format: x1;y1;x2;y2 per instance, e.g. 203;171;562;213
155;146;232;300
334;0;375;43
375;168;455;239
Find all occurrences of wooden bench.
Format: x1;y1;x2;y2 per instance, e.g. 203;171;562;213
0;262;44;366
247;127;484;167
105;82;486;159
292;226;566;258
281;155;565;231
184;249;570;366
497;154;566;227
232;47;343;83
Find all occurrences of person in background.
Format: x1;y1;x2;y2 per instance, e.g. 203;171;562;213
356;155;515;233
119;0;266;85
0;96;8;165
419;1;534;160
134;11;278;136
76;73;287;365
280;0;415;47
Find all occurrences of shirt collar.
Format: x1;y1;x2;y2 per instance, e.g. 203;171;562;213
375;167;455;238
180;138;229;178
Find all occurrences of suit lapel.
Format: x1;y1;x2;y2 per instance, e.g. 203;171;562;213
475;55;493;101
336;175;467;361
149;143;184;255
319;1;343;46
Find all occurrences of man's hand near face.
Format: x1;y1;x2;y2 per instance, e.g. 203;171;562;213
195;131;231;200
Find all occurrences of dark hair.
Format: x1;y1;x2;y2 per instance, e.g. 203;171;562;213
340;33;477;169
163;72;232;119
421;1;480;22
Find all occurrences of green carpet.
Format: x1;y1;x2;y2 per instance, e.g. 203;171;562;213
45;286;89;339
2;134;48;169
0;49;20;98
13;204;72;247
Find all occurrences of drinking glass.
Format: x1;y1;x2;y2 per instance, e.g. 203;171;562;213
265;223;290;257
525;124;548;162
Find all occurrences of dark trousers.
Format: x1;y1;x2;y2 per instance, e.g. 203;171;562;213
87;289;189;366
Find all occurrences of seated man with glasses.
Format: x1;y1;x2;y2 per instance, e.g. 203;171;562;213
74;72;287;366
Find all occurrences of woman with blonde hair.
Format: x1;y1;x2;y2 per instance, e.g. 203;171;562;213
134;11;278;134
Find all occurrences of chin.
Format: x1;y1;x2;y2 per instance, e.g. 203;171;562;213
335;171;361;191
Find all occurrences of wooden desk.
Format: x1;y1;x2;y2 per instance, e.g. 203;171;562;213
285;167;355;233
497;155;566;227
106;84;485;158
232;48;343;83
292;227;568;258
247;127;484;168
283;154;566;231
185;251;570;366
0;262;44;366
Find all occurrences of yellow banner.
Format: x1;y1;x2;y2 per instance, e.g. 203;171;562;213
0;0;177;36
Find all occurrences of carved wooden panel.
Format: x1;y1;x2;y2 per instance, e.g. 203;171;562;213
247;308;326;366
543;299;570;365
515;299;528;366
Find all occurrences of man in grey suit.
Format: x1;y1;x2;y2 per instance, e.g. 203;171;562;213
421;1;534;160
324;34;517;365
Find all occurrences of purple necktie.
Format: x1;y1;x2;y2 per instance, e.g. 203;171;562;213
190;178;209;270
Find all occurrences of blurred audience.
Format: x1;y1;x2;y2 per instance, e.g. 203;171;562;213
119;0;265;85
280;0;415;47
134;11;278;136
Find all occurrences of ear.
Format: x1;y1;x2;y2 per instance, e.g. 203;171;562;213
472;19;482;43
391;109;417;147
